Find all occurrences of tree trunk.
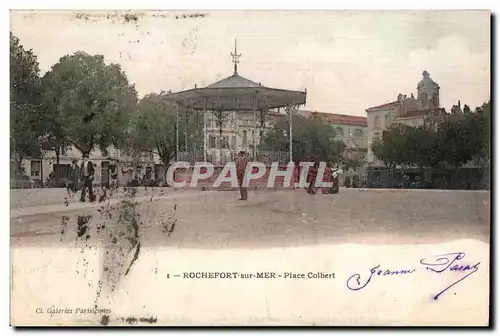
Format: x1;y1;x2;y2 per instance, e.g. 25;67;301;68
15;157;23;178
452;163;460;189
55;146;61;180
391;164;396;188
400;165;407;188
430;168;435;189
40;155;44;188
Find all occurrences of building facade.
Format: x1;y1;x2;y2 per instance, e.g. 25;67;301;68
299;110;368;151
366;71;447;166
18;108;285;187
21;144;159;187
204;110;273;163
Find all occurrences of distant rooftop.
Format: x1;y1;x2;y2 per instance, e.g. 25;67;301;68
300;110;368;127
365;101;400;112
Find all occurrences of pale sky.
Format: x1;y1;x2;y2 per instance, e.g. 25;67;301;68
10;10;490;116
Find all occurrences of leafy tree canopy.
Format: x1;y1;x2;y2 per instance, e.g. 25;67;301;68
10;33;42;175
261;114;346;162
41;51;138;155
371;100;490;171
129;93;202;166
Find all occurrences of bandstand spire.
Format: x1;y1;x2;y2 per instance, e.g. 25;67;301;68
230;38;241;75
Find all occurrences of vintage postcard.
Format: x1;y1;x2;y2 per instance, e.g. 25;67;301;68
10;10;490;326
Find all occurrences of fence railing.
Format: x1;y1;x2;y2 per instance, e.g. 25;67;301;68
366;167;490;190
177;150;290;165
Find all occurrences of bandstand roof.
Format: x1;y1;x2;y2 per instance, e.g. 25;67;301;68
163;73;307;111
163;41;306;111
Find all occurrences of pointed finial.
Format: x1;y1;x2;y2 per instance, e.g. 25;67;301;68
230;38;241;75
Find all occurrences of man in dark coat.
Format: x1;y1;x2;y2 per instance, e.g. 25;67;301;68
66;159;80;196
236;151;249;200
307;159;320;195
80;154;95;202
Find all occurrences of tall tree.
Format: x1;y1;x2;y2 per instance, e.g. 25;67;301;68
10;32;42;177
411;125;444;170
371;124;414;186
473;100;491;164
41;52;138;156
129;93;202;180
437;113;482;170
261;114;346;162
342;149;367;171
39;73;72;174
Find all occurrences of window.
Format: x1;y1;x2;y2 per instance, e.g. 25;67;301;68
220;136;229;149
420;92;428;108
432;92;439;108
412;119;417;126
242;131;248;146
231;135;236;149
384;114;389;127
335;127;344;137
61;146;68;156
374;116;381;128
53;164;69;179
209;136;217;149
353;129;363;137
30;160;41;177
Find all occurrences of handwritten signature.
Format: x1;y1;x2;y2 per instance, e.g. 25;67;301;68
346;252;481;300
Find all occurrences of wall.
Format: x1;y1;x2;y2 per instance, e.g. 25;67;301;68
330;124;368;149
22;145;120;181
205;110;271;152
393;116;425;127
366;107;396;164
21;144;160;186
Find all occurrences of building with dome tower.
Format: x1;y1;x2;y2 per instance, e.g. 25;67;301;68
365;71;448;166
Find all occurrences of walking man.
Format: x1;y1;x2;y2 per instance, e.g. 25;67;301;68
80;154;95;202
236;151;249;201
66;159;80;197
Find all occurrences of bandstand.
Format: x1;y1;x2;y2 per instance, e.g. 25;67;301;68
163;40;307;164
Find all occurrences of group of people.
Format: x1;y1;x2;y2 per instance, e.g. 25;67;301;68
66;154;97;202
234;151;341;201
293;159;341;195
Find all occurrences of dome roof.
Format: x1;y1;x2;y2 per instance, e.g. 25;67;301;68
417;70;439;89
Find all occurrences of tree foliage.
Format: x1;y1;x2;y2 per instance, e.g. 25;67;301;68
371;124;413;170
437;113;483;169
41;51;138;156
371;101;490;173
129;93;202;168
261;114;346;162
10;32;42;176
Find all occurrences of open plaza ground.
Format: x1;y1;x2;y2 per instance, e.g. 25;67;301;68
11;187;490;248
10;187;491;326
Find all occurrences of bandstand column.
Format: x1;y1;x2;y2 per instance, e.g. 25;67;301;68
184;107;188;152
203;98;208;162
176;104;179;162
252;95;258;160
288;105;293;163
